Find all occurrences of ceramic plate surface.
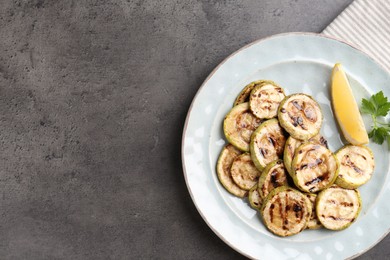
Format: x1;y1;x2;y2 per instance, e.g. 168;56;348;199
181;33;390;260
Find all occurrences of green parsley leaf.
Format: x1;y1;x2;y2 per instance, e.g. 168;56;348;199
361;91;390;146
377;102;390;117
371;91;390;116
369;127;388;144
361;98;376;115
371;91;387;105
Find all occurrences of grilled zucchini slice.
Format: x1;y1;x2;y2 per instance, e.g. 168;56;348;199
258;160;289;200
249;184;262;210
316;186;361;230
305;193;322;229
249;81;285;119
216;144;247;197
234;80;274;106
231;153;261;190
250;119;287;171
223;102;263;151
284;134;328;175
278;94;323;140
291;143;338;193
261;186;312;237
334;145;375;189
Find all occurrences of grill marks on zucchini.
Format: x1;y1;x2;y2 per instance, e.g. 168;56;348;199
261;187;311;237
305;193;322;229
316;186;361;230
250;119;287;171
231;153;261;190
258;160;288;200
223;102;263;151
283;134;328;176
278;94;323;140
335;145;375;189
216;145;247;197
234;80;273;106
249;184;262;210
249;82;285;119
292;143;338;193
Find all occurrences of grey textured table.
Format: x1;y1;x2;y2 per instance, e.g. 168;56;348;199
0;0;389;259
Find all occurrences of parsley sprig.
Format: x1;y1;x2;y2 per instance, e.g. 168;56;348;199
361;91;390;146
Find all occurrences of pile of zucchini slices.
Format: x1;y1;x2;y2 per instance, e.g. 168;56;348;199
217;80;375;237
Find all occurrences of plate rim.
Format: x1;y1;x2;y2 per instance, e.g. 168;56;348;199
181;32;390;259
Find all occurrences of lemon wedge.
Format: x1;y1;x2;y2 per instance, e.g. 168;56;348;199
331;63;369;145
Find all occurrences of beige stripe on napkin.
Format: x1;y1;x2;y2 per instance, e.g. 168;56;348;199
322;0;390;72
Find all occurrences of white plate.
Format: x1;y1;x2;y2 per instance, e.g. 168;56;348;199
181;33;390;259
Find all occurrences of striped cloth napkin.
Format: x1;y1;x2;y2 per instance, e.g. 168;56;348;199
322;0;390;72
